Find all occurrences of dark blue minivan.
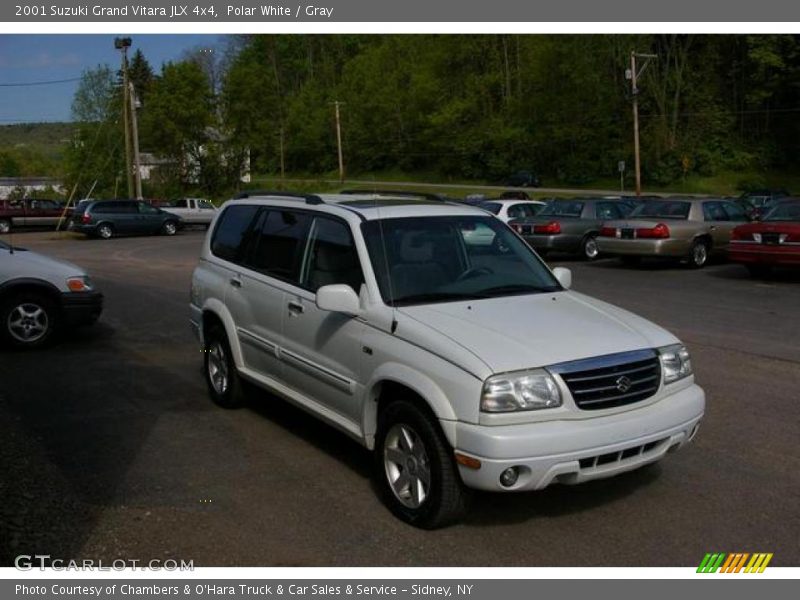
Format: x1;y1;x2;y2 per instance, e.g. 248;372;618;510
70;199;183;239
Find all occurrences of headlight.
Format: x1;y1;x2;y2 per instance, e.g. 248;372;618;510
481;368;562;412
66;276;93;292
658;344;693;384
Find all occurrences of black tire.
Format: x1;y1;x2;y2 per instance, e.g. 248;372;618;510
580;234;600;261
687;239;710;269
203;325;246;409
620;255;641;267
375;399;469;529
746;264;772;278
0;219;10;234
161;220;178;236
96;223;114;239
0;291;58;349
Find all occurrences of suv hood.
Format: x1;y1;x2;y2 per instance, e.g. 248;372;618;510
398;291;677;374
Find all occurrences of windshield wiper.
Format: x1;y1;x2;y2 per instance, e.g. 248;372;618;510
477;283;559;297
392;292;488;306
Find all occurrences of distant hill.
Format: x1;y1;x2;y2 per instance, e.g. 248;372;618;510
0;122;74;161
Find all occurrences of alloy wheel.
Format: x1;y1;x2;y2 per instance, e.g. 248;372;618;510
383;423;431;509
207;341;229;395
7;302;49;343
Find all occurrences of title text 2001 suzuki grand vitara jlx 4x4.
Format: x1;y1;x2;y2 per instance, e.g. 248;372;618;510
190;192;704;528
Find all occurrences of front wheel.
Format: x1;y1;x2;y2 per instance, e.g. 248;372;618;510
1;292;57;349
161;220;178;236
375;400;469;529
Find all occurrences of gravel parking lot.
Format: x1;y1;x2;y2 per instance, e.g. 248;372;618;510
1;230;799;566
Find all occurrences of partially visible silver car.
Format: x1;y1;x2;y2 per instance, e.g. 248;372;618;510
597;197;750;268
0;239;102;348
512;197;630;260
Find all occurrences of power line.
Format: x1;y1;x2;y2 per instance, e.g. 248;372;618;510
0;77;81;88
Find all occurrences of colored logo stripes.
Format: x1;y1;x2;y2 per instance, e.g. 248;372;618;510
697;552;773;573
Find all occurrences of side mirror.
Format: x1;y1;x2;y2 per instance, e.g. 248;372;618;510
552;267;572;290
316;284;361;316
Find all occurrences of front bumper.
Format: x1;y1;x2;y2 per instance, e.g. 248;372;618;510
597;237;690;257
60;291;103;326
454;383;704;491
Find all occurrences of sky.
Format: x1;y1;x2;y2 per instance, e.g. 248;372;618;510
0;34;223;123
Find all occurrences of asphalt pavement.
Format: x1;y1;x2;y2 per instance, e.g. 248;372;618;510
1;230;798;567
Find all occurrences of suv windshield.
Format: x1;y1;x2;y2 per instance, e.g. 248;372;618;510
630;200;691;219
361;215;561;306
763;201;800;221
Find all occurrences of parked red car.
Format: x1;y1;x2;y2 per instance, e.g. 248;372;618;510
729;198;800;276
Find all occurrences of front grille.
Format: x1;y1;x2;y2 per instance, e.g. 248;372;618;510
551;349;661;410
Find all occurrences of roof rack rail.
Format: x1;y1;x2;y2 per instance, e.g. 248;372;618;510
234;190;324;205
339;189;447;202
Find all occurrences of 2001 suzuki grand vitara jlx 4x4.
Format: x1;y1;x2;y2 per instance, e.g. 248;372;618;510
190;192;704;528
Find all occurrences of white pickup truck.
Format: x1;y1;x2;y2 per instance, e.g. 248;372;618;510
160;198;218;227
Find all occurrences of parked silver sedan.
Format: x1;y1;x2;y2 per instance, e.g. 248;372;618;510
597;198;750;268
512;198;631;260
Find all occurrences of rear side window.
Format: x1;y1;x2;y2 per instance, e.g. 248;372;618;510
246;210;312;283
211;204;260;263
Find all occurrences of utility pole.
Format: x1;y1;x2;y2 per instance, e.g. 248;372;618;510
279;125;285;183
332;100;345;183
627;51;656;198
115;37;134;198
129;82;143;200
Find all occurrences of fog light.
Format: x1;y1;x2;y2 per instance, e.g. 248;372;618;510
499;467;519;488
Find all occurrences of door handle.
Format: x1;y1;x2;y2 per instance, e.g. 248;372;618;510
229;278;242;288
288;300;304;314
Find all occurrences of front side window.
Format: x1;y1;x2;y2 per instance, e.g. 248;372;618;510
702;201;728;222
596;202;623;220
721;201;748;222
362;216;561;306
246;210;312;283
539;201;585;218
211;204;260;263
198;200;215;210
630;200;690;220
138;202;160;214
303;217;363;292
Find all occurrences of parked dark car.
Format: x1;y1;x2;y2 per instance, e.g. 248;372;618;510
503;171;541;188
70;199;183;239
510;197;629;260
739;189;790;220
730;198;800;276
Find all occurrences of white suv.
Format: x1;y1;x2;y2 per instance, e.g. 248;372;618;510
190;192;704;528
